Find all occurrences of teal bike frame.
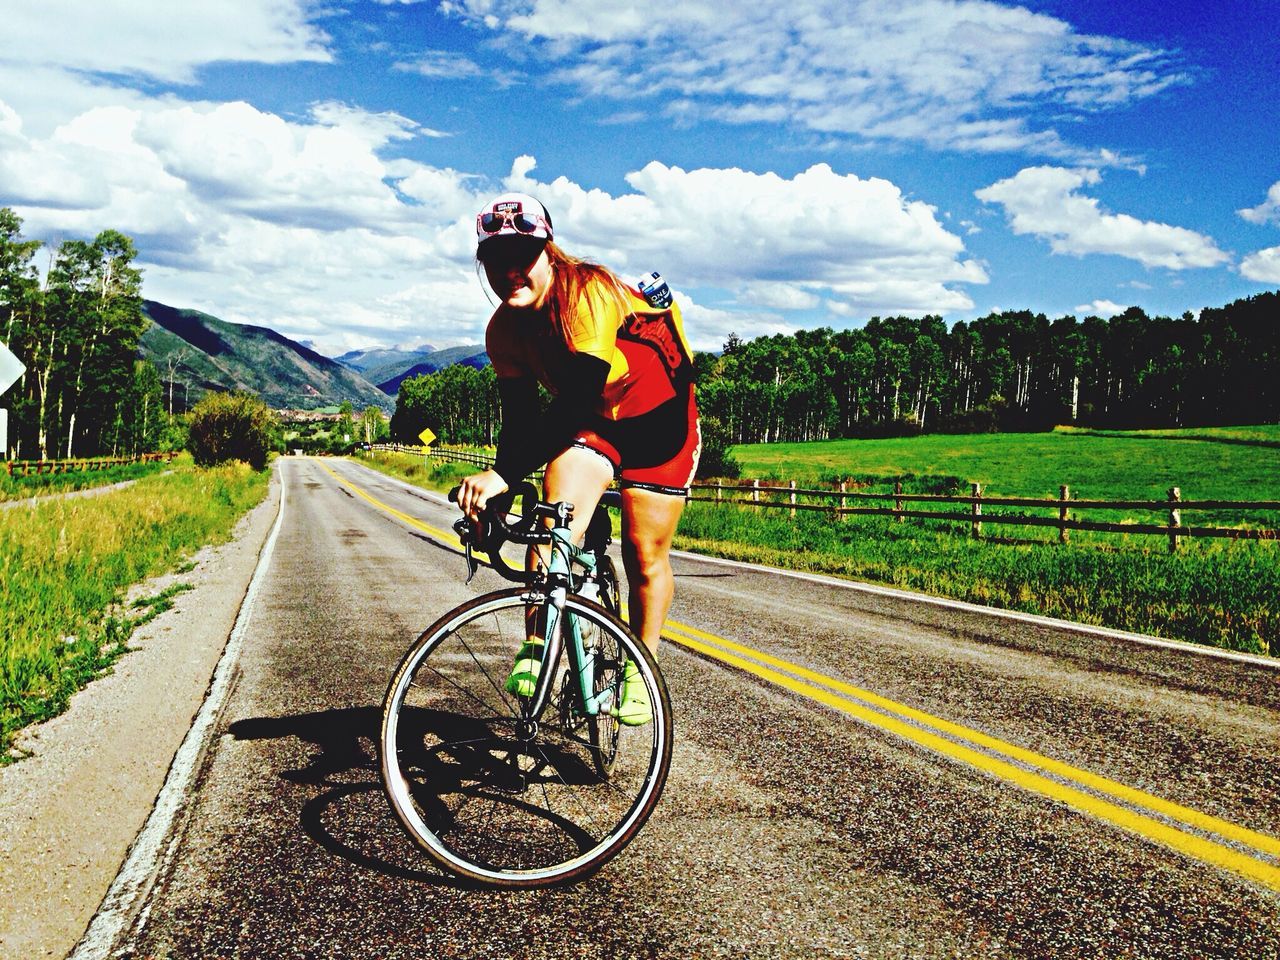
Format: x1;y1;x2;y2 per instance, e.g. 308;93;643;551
522;520;619;722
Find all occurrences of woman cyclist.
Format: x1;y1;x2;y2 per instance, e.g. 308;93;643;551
455;193;701;726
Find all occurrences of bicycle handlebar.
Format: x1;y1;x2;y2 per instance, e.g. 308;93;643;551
447;483;620;584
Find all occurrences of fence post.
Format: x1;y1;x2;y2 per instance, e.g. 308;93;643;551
839;480;847;522
715;482;722;505
1059;485;1070;544
1168;486;1182;553
752;479;759;504
894;481;904;523
789;479;796;519
971;482;983;539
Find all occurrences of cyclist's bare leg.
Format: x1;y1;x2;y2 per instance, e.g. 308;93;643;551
533;445;613;566
619;487;684;655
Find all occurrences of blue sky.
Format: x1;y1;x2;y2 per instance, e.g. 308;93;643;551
1;1;1277;355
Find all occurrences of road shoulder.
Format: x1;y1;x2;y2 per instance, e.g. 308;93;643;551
0;467;282;960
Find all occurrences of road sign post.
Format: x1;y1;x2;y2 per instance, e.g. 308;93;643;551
0;340;28;459
418;427;437;466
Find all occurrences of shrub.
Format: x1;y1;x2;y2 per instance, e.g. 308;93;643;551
696;416;741;479
186;391;276;469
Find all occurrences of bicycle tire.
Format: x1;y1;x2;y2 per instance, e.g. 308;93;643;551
380;587;672;888
597;554;622;618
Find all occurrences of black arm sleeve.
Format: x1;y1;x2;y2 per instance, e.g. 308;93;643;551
491;352;612;486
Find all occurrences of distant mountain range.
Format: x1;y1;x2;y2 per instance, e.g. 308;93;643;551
140;300;487;411
333;343;489;393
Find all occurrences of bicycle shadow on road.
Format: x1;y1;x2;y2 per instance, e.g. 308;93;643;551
228;707;475;889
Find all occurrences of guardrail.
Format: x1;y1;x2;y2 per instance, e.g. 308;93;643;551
5;452;176;477
371;443;1280;550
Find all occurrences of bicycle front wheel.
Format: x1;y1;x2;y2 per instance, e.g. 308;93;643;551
380;587;672;888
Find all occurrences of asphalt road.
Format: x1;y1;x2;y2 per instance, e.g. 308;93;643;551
114;456;1280;959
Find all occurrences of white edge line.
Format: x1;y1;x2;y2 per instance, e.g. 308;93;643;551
341;456;1279;671
671;548;1280;671
68;460;289;960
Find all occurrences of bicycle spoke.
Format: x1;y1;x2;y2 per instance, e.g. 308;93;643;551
382;590;670;886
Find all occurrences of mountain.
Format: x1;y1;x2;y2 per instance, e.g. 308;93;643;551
376;345;490;394
335;343;489;392
140;300;394;412
334;345;437;381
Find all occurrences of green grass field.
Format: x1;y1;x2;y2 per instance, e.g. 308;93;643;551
1;459;269;760
728;426;1280;502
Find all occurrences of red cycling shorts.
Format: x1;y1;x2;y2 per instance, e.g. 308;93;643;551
569;390;701;496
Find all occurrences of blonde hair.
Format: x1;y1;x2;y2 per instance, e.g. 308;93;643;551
541;241;632;338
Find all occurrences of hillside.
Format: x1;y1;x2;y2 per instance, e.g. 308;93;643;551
336;343;488;393
376;345;489;393
140;301;393;412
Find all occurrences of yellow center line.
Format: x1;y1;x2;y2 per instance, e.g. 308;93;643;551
316;459;477;548
661;617;1280;861
659;619;1280;891
314;460;1280;891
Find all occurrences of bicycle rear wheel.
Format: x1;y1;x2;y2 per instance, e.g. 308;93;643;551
380;587;672;888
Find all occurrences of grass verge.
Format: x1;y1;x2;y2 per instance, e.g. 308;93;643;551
1;460;270;761
675;504;1277;656
350;449;486;496
0;457;175;502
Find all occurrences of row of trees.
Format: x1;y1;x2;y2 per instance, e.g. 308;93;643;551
697;294;1280;443
390;363;500;447
390;291;1279;455
1;208;171;459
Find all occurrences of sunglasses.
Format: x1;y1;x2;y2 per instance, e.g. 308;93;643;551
477;208;550;236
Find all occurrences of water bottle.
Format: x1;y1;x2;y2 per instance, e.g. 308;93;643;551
637;271;674;309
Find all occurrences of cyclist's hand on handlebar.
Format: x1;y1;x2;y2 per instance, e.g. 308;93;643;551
455;469;509;522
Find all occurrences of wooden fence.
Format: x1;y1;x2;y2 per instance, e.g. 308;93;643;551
370;444;1280;551
690;479;1280;551
5;452;176;477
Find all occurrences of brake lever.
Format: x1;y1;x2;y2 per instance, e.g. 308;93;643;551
453;517;482;584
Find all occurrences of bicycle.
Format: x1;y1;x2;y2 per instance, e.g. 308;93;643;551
379;483;673;888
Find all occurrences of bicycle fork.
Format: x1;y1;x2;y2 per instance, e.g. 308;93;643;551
522;586;617;722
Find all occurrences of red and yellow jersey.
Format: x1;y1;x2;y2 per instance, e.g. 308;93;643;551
486;281;694;421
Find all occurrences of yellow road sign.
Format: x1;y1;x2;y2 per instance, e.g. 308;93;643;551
418;428;437;446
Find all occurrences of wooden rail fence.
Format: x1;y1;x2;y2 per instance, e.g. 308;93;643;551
5;452;176;478
370;444;1279;551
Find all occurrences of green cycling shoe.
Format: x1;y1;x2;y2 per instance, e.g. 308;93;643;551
504;639;544;697
611;659;652;727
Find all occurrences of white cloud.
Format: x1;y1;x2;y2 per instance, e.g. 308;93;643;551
676;295;793;352
1075;299;1127;318
975;166;1229;270
503;156;986;317
1240;246;1280;284
393;50;520;88
1238;182;1280;226
0;0;330;84
442;0;1186;161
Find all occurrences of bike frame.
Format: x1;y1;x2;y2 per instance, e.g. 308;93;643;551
520;524;618;722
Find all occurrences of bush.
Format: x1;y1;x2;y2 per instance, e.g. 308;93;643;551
696;416;741;479
186;391;276;469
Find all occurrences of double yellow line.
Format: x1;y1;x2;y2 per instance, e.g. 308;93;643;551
316;460;1280;891
660;617;1280;891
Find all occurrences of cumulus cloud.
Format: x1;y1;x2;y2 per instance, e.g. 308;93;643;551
1238;182;1280;225
1075;299;1127;318
0;0;330;84
502;156;986;320
975;166;1229;270
1240;246;1280;284
441;0;1187;161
